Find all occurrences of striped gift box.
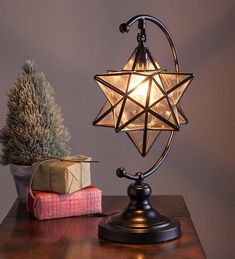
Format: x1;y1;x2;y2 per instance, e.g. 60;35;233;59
27;186;102;220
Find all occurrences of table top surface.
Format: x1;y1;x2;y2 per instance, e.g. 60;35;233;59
0;195;206;259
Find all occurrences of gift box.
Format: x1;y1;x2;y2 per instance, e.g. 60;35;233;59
31;156;92;194
27;186;102;220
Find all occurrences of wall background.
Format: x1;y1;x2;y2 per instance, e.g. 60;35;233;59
0;1;234;258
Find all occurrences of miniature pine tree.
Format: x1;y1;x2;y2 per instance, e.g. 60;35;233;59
0;60;71;165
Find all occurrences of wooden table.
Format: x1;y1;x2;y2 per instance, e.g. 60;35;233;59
0;196;205;258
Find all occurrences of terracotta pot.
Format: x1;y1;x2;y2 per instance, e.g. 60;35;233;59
10;164;32;203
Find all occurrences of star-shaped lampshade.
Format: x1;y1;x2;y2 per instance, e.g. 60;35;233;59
93;46;193;156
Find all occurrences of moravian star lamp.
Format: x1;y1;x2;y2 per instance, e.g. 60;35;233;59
93;15;194;244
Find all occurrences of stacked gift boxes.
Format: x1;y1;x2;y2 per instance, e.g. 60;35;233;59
27;156;102;220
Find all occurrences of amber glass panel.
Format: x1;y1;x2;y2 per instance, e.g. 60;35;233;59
159;73;189;92
96;101;111;117
177;106;188;124
122;47;160;71
128;74;147;92
134;54;156;70
113;101;124;126
153;74;164;89
168;80;191;105
151;98;179;128
127;129;161;155
95;101;115;127
129;79;149;106
151;98;171;120
147;112;173;130
169;104;179;125
96;110;114;127
146;48;161;69
121;112;145;131
127;130;144;153
98;74;129;93
122;48;137;71
97;82;123;106
146;130;161;153
149;80;164;106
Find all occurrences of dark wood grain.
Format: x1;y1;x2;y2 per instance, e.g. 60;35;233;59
0;196;206;259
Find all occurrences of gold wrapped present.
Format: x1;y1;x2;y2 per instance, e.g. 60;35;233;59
31;156;93;194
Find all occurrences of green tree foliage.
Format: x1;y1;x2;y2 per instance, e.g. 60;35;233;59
0;60;70;165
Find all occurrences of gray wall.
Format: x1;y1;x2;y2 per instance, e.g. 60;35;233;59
0;1;234;258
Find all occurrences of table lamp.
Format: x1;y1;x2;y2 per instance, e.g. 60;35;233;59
93;15;194;244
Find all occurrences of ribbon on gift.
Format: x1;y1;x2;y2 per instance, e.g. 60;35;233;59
38;155;99;163
29;155;99;199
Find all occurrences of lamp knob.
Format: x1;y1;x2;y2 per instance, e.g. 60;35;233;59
119;23;130;33
116;167;127;178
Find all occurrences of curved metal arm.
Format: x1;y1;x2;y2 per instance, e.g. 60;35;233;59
144;131;175;178
119;15;180;73
116;15;180;181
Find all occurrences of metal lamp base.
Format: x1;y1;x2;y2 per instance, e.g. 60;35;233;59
98;182;181;244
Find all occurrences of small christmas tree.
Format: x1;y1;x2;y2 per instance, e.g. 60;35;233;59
0;60;70;165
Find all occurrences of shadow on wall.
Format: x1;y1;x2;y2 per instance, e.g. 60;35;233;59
0;3;234;197
0;3;234;80
143;4;235;205
180;5;235;70
175;5;235;202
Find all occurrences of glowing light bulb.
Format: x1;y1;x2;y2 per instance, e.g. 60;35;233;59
129;80;149;106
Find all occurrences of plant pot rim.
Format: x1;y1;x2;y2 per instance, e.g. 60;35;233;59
10;163;32;177
10;163;32;167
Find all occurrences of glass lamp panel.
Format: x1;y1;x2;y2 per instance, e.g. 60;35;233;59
158;74;172;92
145;48;161;70
168;80;191;105
149;80;165;106
169;104;179;126
122;47;160;71
153;74;164;90
121;112;145;131
96;110;114;127
119;99;144;129
129;79;149;106
176;111;187;125
151;98;172;120
167;105;188;126
146;130;161;153
159;73;189;92
151;98;179;128
134;55;156;71
128;74;147;92
98;74;129;93
113;101;124;126
94;101;115;127
97;81;123;106
127;129;161;156
122;48;137;70
126;130;144;153
96;101;111;118
147;112;174;130
177;106;188;124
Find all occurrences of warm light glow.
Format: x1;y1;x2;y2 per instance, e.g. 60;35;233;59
93;45;193;156
129;79;149;106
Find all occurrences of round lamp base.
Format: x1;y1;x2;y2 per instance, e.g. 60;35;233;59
99;214;181;244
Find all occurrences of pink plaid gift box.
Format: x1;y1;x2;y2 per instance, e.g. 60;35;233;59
27;186;102;220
